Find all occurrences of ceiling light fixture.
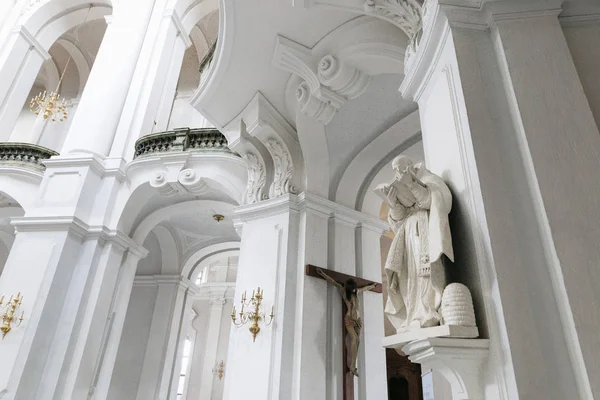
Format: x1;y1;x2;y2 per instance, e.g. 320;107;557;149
213;214;224;222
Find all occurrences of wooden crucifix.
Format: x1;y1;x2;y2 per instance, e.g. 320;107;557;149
305;264;382;400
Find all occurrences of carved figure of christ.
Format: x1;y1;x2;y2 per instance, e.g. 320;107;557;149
305;264;382;400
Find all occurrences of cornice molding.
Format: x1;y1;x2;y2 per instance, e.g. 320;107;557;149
43;154;127;182
11;216;148;257
194;282;236;301
232;192;388;233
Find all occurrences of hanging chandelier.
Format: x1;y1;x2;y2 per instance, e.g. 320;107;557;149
29;4;92;122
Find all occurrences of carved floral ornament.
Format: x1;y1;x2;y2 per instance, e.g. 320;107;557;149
266;138;296;198
363;0;424;70
242;152;268;204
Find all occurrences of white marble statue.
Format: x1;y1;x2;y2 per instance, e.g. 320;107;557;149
376;155;454;331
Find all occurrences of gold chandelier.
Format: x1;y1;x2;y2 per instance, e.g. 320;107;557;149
29;4;92;122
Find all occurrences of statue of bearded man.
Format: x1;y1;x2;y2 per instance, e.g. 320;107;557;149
380;155;454;331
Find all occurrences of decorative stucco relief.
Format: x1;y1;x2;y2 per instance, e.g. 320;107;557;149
242;152;268;204
266;139;296;198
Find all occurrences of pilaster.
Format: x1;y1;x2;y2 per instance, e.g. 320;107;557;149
133;275;195;400
399;0;600;398
224;193;387;400
0;214;145;400
198;292;228;400
89;251;148;400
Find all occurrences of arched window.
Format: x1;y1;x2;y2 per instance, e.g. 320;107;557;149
177;338;193;399
195;270;203;286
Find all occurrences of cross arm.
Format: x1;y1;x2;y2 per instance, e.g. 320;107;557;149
305;264;383;293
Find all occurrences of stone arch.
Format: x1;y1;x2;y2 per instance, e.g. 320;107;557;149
0;191;26;278
130;199;235;245
0;169;42;213
181;241;240;280
335;110;421;216
0;0;112;139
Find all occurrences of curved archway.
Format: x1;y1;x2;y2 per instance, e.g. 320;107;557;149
0;0;112;140
130;199;236;244
335;110;421;216
181;241;240;280
0;169;43;213
0;191;25;278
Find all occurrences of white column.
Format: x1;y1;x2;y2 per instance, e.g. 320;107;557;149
135;276;190;400
356;224;387;400
61;0;158;156
400;1;600;398
90;251;146;400
168;296;198;400
0;219;142;400
187;303;210;400
0;1;25;53
0;28;50;139
199;297;226;400
9;112;48;144
111;10;191;159
223;193;385;400
223;195;313;400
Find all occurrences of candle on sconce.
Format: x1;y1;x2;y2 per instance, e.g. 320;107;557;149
231;286;275;342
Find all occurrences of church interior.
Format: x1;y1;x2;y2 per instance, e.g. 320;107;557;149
0;0;599;399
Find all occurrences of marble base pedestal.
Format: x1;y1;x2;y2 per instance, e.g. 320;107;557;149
382;325;479;348
384;331;489;400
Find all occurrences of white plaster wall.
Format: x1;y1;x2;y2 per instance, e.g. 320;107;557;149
167;94;213;130
11;107;37;142
107;284;158;400
136;232;162;275
0;240;8;276
562;23;600;130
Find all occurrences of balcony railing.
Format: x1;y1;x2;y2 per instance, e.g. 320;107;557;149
134;128;233;159
0;142;58;171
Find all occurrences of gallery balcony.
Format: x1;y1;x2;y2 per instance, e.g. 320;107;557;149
0;142;59;172
128;127;245;201
133;127;233;159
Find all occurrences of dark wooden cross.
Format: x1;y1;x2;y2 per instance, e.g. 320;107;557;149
305;264;382;400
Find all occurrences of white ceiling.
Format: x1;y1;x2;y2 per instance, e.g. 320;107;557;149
326;73;417;198
196;2;358;126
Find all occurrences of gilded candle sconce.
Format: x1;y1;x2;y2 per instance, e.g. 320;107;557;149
231;287;274;342
0;292;25;339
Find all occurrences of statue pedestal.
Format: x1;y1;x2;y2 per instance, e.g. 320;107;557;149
385;336;489;400
383;325;479;348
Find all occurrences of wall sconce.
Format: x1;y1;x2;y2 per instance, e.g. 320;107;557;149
213;360;225;380
0;292;24;339
231;287;274;342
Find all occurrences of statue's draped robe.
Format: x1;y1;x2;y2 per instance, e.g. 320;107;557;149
384;166;454;330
